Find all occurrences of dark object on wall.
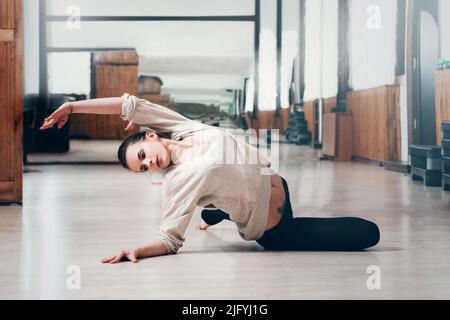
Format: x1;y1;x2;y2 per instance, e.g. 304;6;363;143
442;174;450;191
442;121;450;141
409;145;441;170
23;94;38;163
435;69;450;145
304;99;324;149
285;110;310;145
31;94;75;153
239;115;249;130
409;145;442;187
409;0;439;146
441;122;450;190
442;139;450;157
311;100;323;149
322;113;353;161
442;156;450;175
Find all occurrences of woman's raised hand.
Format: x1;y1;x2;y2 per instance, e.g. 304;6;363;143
39;103;72;131
101;249;139;264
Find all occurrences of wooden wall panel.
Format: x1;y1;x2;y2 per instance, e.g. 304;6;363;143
280;107;290;134
303;100;314;140
346;85;401;161
303;97;335;145
323;113;353;161
0;0;23;202
323;96;337;114
257;111;276;130
322;114;337;157
436;69;450;145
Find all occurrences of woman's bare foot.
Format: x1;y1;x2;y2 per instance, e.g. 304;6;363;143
196;219;211;230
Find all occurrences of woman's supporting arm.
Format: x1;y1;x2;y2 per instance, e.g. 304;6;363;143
101;239;169;264
135;239;170;258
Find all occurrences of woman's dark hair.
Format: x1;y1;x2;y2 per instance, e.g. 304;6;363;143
118;130;171;170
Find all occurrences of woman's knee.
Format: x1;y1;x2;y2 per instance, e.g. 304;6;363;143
354;218;380;249
365;220;380;248
333;217;380;250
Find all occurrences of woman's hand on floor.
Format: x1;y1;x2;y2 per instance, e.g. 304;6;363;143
101;249;139;264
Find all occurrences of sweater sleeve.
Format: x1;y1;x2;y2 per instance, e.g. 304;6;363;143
157;166;209;254
158;211;194;254
157;197;197;254
120;93;207;135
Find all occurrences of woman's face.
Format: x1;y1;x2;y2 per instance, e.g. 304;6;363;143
125;131;171;173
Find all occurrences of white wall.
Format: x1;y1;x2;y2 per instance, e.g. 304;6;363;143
397;75;409;162
440;0;450;59
257;0;277;111
304;0;323;100
320;0;338;98
48;53;91;94
349;0;397;90
281;0;300;107
257;0;301;110
23;0;256;95
257;28;277;111
47;0;254;16
303;0;338;101
23;0;39;94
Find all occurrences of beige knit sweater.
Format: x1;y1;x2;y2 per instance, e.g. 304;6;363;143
121;93;272;254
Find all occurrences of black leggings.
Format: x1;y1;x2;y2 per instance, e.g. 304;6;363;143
201;178;380;251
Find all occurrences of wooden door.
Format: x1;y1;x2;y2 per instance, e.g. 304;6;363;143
0;0;23;203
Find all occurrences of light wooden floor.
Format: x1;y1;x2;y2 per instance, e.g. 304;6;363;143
1;143;450;299
27;140;121;164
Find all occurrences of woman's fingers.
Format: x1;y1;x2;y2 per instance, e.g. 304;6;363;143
124;121;135;131
109;251;126;264
39;118;56;130
40;106;70;130
44;110;61;123
101;250;139;264
128;250;138;263
57;119;67;129
101;256;116;263
40;116;69;131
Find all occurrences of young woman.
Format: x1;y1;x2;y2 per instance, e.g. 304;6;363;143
40;93;380;264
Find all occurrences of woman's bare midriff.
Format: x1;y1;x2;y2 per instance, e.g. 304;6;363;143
203;174;285;231
265;174;285;230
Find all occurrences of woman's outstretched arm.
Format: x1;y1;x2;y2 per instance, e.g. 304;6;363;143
70;97;123;115
39;97;122;130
